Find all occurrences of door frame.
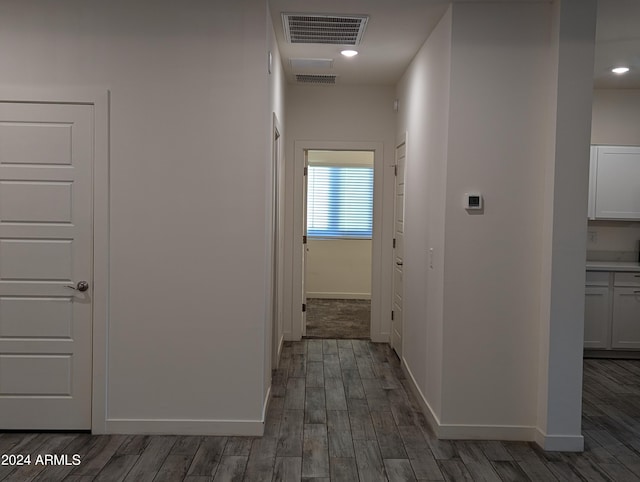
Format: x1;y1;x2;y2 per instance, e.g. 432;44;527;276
391;137;407;357
270;113;284;370
291;140;385;342
0;87;110;433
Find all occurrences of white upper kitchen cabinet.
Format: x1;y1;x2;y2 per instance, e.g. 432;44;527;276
591;146;640;220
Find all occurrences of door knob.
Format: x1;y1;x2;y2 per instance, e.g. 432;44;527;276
65;281;89;292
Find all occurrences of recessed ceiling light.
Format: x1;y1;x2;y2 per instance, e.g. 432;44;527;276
341;49;358;58
611;66;630;74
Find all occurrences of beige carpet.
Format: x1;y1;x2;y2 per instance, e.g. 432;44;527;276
305;298;370;339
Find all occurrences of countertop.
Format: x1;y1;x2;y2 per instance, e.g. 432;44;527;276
586;261;640;272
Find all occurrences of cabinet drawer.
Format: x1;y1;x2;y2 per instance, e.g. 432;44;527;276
586;271;610;286
614;272;640;287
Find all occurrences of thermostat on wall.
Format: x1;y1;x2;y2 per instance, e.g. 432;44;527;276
464;192;483;211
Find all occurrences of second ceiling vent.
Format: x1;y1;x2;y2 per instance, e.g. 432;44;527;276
295;74;337;85
282;13;369;45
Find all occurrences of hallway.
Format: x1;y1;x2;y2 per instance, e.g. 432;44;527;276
2;340;640;480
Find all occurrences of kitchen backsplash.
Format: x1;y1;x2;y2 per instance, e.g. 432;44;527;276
587;220;640;262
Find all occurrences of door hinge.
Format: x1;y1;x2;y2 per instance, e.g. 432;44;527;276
391;310;394;321
302;303;307;312
304;166;308;176
394;165;398;176
303;235;307;244
393;238;396;249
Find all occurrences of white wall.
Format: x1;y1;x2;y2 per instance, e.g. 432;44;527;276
588;89;640;261
283;85;396;341
397;0;596;449
443;1;551;431
536;0;596;450
397;1;550;436
395;5;451;424
0;0;274;434
587;221;640;259
306;240;372;299
592;89;640;146
266;2;287;399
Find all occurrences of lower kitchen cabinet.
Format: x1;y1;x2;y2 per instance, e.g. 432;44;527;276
584;286;611;348
585;270;640;352
611;288;640;349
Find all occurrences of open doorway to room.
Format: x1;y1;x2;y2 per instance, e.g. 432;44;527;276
303;150;374;339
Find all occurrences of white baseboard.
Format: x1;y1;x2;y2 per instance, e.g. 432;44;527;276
105;370;275;438
277;334;285;365
262;386;271;422
401;357;442;432
402;357;544;445
438;424;536;442
105;418;264;436
535;428;584;452
306;292;371;300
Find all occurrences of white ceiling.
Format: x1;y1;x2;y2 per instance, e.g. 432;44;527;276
594;0;640;88
269;0;450;85
269;0;640;89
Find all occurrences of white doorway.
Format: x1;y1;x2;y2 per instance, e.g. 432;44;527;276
0;101;94;429
291;140;385;342
304;150;374;339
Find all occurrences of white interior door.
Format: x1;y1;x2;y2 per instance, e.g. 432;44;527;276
302;151;308;336
0;102;93;430
391;142;406;356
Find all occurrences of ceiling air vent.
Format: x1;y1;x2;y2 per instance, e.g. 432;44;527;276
296;74;337;85
282;13;369;45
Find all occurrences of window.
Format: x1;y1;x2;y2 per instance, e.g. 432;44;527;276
307;163;374;239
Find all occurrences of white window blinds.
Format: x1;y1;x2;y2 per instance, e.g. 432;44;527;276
307;164;374;239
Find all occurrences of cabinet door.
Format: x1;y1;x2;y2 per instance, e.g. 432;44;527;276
585;286;611;348
594;146;640;220
611;287;640;349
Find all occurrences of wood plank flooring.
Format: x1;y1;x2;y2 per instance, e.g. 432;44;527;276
1;343;640;481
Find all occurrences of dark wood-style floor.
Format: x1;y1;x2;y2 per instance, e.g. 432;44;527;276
1;341;640;481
